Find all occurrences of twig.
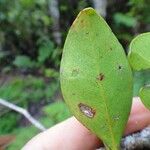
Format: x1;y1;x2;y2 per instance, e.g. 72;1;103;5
98;126;150;150
121;126;150;149
0;98;46;131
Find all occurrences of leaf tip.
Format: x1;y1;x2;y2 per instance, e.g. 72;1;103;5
80;7;96;15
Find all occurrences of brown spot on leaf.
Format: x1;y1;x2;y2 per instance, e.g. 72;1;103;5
97;73;105;81
81;19;84;23
72;68;79;77
78;103;96;118
80;20;85;28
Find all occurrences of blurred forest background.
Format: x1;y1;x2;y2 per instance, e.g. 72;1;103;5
0;0;150;149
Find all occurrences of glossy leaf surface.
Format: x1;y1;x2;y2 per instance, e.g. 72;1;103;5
128;32;150;71
60;8;133;149
140;86;150;109
128;32;150;110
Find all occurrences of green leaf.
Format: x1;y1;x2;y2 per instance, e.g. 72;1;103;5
38;41;54;63
113;13;137;27
128;32;150;110
128;32;150;71
133;70;150;96
44;68;59;78
140;85;150;109
13;55;36;69
43;101;71;123
60;8;133;150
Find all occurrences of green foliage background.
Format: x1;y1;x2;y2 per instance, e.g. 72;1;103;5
0;0;149;149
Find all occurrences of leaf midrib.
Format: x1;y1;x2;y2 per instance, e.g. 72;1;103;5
99;83;117;149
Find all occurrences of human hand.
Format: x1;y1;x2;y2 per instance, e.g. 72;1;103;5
22;97;150;150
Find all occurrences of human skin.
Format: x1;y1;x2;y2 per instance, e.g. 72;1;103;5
22;97;150;150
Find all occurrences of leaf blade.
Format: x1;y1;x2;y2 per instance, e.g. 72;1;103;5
60;8;133;149
140;86;150;109
128;32;150;110
128;32;150;71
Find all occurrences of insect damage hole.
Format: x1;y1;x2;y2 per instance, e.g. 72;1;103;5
78;103;95;118
118;65;122;70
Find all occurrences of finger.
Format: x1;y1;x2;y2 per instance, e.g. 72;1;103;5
22;97;150;150
22;117;101;150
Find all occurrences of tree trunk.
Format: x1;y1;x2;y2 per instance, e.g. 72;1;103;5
48;0;61;45
93;0;107;18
